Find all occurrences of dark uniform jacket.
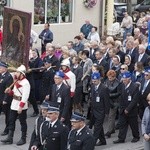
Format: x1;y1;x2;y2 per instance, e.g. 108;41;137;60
50;83;70;120
29;116;45;150
68;126;95;150
38;120;69;150
0;71;13;104
120;82;140;116
91;83;110;119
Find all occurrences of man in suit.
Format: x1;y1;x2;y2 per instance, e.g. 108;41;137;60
43;45;60;71
68;112;95;150
126;40;138;64
49;71;71;126
28;101;49;150
139;68;150;119
0;61;13;136
135;44;150;68
94;50;109;75
31;103;69;150
90;72;110;146
113;71;140;144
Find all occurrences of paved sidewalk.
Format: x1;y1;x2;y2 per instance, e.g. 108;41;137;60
0;107;144;150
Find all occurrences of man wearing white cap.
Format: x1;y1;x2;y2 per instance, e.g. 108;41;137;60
1;65;30;146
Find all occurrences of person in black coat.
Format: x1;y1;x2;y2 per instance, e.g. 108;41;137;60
49;71;71;126
68;112;95;150
113;71;140;144
40;59;55;103
26;71;39;117
90;72;110;146
29;49;44;105
28;101;48;150
71;56;83;112
31;104;69;150
0;62;13;136
139;68;150;119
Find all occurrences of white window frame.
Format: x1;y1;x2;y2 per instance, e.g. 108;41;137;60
34;0;74;25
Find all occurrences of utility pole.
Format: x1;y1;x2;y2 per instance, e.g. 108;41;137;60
127;0;132;15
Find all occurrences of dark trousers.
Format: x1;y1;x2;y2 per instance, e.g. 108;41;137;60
41;44;46;54
9;109;27;133
34;79;41;102
29;89;39;114
118;113;139;141
2;104;11;132
93;114;106;143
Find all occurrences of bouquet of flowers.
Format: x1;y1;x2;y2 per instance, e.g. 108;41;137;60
83;0;97;9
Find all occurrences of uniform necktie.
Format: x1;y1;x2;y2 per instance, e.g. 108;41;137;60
95;86;98;91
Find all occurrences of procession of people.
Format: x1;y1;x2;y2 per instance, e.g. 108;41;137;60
0;11;150;150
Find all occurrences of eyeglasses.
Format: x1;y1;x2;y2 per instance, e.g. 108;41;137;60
121;68;125;70
145;74;149;76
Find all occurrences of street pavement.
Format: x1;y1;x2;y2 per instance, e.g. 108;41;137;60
0;106;144;150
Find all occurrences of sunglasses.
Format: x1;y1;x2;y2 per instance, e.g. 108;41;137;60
121;68;125;70
145;74;149;76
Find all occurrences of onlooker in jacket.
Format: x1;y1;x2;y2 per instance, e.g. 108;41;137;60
141;93;150;150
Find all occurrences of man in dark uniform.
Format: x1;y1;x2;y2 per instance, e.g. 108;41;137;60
31;103;69;150
90;72;110;146
139;68;150;119
48;71;71;126
113;71;140;144
0;61;13;136
28;101;49;150
68;112;95;150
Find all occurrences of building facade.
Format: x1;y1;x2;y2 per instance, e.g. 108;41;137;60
1;0;102;46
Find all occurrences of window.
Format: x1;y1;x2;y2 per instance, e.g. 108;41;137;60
0;0;10;25
34;0;73;24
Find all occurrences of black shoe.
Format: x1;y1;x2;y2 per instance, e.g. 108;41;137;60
105;132;111;138
1;130;14;144
95;141;106;146
30;112;39;117
110;129;115;134
131;138;139;143
1;131;8;136
16;138;26;146
113;139;125;144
